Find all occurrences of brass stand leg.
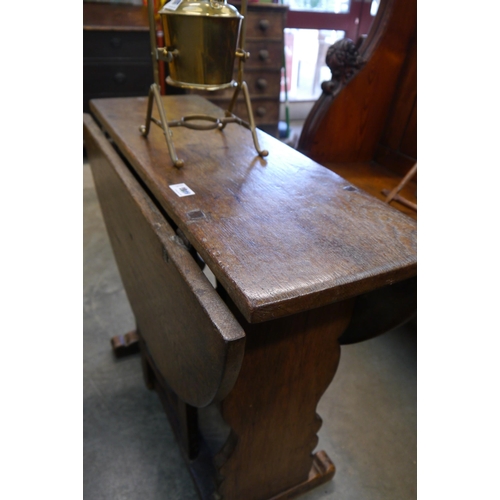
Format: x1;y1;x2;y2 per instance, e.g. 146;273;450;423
139;83;185;169
140;86;155;137
241;81;269;158
222;82;269;158
225;84;241;118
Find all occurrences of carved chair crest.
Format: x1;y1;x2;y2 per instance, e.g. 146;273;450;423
321;38;366;95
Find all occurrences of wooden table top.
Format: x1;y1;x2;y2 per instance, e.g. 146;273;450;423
90;95;416;323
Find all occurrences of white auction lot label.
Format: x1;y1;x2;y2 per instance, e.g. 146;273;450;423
169;183;195;197
163;0;182;11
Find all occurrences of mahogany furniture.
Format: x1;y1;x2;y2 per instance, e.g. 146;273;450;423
297;0;417;219
83;94;416;500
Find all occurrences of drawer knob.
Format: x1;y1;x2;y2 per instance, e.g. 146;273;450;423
259;19;270;31
114;72;127;84
256;106;267;117
256;78;268;90
110;37;122;48
258;49;269;61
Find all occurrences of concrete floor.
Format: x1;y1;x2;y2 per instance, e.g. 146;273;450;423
83;158;417;500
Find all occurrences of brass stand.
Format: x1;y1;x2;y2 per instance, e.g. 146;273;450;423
140;0;268;168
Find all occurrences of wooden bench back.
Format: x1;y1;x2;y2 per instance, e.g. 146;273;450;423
298;0;417;177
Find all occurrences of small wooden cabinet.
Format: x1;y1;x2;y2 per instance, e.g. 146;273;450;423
83;2;288;137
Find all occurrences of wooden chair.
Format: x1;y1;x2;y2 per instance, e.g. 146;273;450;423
297;0;416;220
383;162;417;212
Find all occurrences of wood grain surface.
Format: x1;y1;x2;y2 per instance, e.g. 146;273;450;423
84;114;245;408
89;95;416;324
323;161;417;220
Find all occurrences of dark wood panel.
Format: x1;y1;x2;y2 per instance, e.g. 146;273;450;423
400;100;417;160
83;113;245;407
83;61;152;94
90;95;417;323
372;32;417;177
380;35;417;154
83;30;151;59
373;142;417;179
339;276;416;344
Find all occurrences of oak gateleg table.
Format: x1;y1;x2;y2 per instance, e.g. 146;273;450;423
83;95;416;500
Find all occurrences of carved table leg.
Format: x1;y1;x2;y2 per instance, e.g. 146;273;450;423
215;300;354;500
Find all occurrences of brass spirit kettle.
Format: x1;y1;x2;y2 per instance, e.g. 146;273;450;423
141;0;268;167
159;0;243;89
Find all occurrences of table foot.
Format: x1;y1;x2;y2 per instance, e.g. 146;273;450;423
110;330;140;358
268;451;335;500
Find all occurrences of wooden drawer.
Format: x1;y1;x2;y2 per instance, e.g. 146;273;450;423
245;7;286;40
84;61;152;95
243;70;282;97
245;40;283;70
83;30;151;60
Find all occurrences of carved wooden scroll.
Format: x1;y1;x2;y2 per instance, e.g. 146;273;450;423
321;38;366;95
